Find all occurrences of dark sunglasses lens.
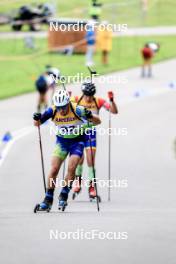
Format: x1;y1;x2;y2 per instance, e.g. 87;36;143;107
57;105;67;110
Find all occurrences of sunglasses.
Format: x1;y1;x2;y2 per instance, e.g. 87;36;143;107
56;105;68;111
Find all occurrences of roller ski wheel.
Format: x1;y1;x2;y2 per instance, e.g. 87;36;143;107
58;200;67;212
58;192;68;212
34;204;40;213
89;185;101;203
33;203;51;213
89;195;101;203
34;194;53;213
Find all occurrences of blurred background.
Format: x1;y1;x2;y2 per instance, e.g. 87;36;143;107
0;0;176;99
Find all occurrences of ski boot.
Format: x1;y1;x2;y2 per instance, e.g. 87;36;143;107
88;184;101;203
58;187;69;211
72;176;82;200
34;193;53;213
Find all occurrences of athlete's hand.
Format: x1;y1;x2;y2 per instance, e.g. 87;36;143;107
108;91;114;102
33;113;41;121
68;91;72;96
84;108;93;119
33;113;41;126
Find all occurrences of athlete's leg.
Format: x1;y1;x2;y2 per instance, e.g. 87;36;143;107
85;147;98;198
37;92;47;112
141;63;145;77
47;156;63;189
73;154;84;194
59;155;82;205
65;155;81;186
102;50;108;65
37;93;42;112
85;147;96;182
41;92;48;109
84;130;97;198
38;156;63;210
147;59;152;77
59;139;84;205
75;154;84;178
141;59;147;77
38;142;68;210
48;142;68;188
76;153;84;175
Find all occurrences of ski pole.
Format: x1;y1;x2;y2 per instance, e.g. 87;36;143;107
61;91;72;181
87;66;100;211
37;125;46;193
108;107;111;201
60;76;66;90
87;66;97;83
107;91;113;202
88;121;100;212
62;159;66;180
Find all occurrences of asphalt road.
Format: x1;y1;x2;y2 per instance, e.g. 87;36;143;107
0;60;176;264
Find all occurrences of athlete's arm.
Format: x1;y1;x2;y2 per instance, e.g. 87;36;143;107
89;114;101;125
33;107;54;126
98;94;118;114
75;106;101;125
109;101;118;114
108;92;118;114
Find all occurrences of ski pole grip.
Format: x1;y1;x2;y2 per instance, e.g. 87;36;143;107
33;113;41;121
108;91;114;102
68;91;72;97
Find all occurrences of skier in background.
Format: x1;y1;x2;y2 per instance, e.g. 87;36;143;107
35;66;60;112
71;82;118;200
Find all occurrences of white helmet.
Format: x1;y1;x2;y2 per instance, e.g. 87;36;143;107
47;67;60;79
53;89;70;107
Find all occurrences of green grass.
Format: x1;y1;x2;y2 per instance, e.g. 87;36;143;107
0;0;176;30
0;35;176;99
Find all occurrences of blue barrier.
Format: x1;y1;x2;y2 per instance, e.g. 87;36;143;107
168;81;176;89
133;89;149;98
2;132;12;143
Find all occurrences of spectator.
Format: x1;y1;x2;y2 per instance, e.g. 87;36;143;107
141;42;160;77
85;22;96;66
97;21;112;65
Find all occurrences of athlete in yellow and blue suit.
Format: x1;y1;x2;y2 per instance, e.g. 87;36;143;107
33;89;101;211
41;102;88;159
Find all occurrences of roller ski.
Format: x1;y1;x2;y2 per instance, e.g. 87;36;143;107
34;193;53;213
88;184;101;203
72;176;82;200
58;194;67;211
58;187;69;211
